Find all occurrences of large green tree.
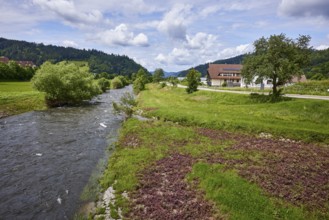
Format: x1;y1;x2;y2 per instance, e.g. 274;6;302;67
32;61;101;106
153;68;164;83
242;34;311;96
186;69;201;94
133;68;149;94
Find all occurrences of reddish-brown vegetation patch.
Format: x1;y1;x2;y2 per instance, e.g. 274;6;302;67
128;153;214;220
197;128;329;210
142;107;159;112
121;134;142;148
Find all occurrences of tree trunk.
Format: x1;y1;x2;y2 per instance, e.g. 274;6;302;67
272;75;279;97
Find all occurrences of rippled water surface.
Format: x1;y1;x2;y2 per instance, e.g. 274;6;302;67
0;87;130;219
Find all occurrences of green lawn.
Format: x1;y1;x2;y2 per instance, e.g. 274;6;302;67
139;84;329;143
0;81;46;117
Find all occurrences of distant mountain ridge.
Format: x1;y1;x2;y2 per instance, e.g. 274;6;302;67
178;55;244;77
0;37;146;77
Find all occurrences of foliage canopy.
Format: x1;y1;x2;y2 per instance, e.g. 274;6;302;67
186;69;201;94
32;61;101;106
153;68;165;83
242;34;311;96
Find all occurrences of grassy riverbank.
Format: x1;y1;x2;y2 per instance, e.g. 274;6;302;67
100;119;328;219
0;81;46;118
97;84;329;219
140;84;329;143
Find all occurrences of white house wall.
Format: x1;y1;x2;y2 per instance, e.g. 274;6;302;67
240;76;273;88
211;79;223;86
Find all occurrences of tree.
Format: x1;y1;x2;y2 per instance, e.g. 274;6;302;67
153;68;164;83
32;61;101;106
242;34;311;97
111;76;124;89
133;68;149;94
186;69;201;94
97;78;110;92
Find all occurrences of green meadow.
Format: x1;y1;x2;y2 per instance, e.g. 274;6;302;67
139;84;329;143
98;84;329;219
0;81;46;117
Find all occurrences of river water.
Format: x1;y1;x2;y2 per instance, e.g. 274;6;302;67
0;87;130;219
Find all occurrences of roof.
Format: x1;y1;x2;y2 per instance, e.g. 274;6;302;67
207;64;243;79
0;56;9;63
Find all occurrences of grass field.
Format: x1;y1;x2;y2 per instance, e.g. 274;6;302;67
99;118;328;219
0;81;46;118
97;84;329;219
139;84;329;143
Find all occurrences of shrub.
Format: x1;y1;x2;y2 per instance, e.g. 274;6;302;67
186;69;201;94
112;92;137;119
111;77;124;89
32;61;101;107
159;82;166;88
97;77;110;92
133;77;145;94
117;75;129;86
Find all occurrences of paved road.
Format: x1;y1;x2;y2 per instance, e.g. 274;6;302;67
176;84;329;101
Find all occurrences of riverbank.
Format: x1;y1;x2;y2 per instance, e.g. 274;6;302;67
98;119;328;219
0;81;47;118
95;84;329;219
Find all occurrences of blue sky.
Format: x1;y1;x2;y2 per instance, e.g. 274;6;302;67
1;0;329;72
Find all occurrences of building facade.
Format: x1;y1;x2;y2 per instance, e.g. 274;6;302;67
207;64;242;87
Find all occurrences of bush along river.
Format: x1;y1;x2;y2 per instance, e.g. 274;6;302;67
0;87;131;219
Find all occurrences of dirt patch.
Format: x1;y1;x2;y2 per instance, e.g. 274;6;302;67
127;153;215;220
121;134;142;148
0;111;9;119
197;128;329;210
142;107;159;112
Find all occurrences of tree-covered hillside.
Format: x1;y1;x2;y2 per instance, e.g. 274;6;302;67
0;37;146;77
178;48;329;79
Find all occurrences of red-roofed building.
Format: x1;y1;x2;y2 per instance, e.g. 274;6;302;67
0;56;9;64
207;64;242;87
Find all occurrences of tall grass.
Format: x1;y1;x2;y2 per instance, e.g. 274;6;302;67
0;81;46;117
283;80;329;96
139;84;329;143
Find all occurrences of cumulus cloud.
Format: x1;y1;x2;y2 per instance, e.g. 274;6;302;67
316;45;329;50
217;44;253;59
93;24;149;47
62;40;78;48
278;0;329;18
185;32;218;50
155;53;167;64
169;48;196;65
33;0;104;26
157;4;193;40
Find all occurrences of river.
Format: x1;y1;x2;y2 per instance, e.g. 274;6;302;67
0;87;130;219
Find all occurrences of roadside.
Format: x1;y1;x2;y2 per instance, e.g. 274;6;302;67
176;84;329;101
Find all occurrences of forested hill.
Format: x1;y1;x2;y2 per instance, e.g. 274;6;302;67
178;55;244;77
0;37;146;76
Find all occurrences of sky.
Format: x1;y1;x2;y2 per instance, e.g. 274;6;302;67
1;0;329;72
